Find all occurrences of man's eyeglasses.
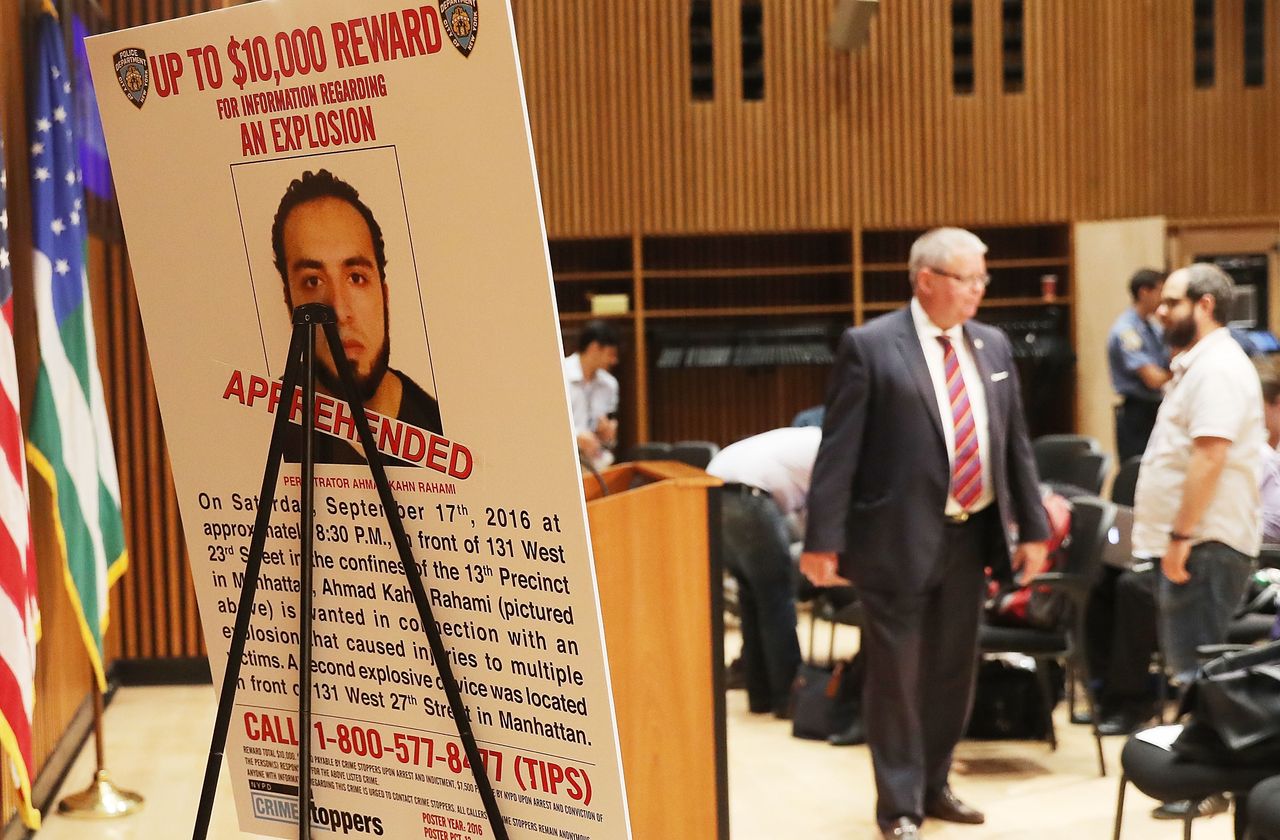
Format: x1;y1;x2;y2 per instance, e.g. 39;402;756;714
926;267;992;289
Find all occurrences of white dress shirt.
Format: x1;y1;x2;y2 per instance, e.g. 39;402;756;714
562;352;618;435
910;297;995;515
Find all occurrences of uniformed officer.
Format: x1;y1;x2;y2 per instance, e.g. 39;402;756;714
1107;268;1171;461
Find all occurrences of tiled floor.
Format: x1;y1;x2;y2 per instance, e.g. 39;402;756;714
33;619;1235;839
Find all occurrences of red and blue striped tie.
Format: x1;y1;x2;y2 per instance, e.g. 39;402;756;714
938;336;983;510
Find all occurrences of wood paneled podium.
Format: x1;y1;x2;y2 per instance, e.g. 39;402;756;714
582;461;728;840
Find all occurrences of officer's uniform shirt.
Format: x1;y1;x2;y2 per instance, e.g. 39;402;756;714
1107;307;1168;401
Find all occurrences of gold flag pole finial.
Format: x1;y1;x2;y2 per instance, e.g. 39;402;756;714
41;0;60;22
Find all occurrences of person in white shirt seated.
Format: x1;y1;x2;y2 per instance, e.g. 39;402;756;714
563;320;620;471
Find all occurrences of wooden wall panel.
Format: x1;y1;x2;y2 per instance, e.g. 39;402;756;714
648;366;830;444
545;0;855;234
506;1;1280;237
1073;217;1167;464
852;0;1076;228
512;1;637;237
93;224;201;664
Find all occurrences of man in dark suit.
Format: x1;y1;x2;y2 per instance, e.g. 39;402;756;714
801;227;1050;840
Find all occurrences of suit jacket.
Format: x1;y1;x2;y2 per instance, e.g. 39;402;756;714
805;307;1050;593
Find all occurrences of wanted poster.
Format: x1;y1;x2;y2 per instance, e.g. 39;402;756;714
87;2;631;837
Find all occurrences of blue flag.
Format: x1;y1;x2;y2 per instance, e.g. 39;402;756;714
71;14;113;202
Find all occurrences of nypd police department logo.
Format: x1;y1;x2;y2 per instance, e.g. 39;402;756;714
440;0;478;57
113;48;149;109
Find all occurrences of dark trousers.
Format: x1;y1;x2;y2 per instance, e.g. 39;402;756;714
1115;397;1161;462
1086;565;1161;708
1084;565;1119;690
1157;541;1253;680
1090;546;1254;707
858;508;993;828
1110;567;1160;701
720;486;802;714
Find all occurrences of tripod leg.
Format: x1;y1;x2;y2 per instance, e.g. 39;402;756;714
296;316;318;839
192;323;308;840
321;321;510;840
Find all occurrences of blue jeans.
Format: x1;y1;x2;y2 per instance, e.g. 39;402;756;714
1158;541;1253;681
720;486;802;713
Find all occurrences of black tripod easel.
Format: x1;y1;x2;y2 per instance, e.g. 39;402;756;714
192;304;508;840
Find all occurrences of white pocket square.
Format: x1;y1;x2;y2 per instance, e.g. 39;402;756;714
990;371;1010;382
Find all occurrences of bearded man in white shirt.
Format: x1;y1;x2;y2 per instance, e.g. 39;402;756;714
1132;263;1264;686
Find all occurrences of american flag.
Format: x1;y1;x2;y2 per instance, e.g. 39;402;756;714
0;128;42;830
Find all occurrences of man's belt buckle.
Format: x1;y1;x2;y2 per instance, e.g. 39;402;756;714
947;510;970;524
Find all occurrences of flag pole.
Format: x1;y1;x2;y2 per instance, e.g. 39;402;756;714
55;666;143;819
28;0;137;820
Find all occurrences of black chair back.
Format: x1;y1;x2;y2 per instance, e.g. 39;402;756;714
1034;433;1100;463
1111;455;1142;507
1033;434;1104;487
670;440;720;470
625;441;672;462
1247;775;1280;839
1063;495;1117;581
1069;451;1113;496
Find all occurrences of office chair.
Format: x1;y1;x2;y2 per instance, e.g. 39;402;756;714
979;495;1116;773
1248;775;1280;840
1111;455;1142;507
1034;435;1111;495
1113;735;1276;840
669;440;720;470
624;441;672;462
1069;451;1114;496
1034;434;1102;471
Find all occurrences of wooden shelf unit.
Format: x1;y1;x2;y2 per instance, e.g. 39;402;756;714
860;223;1071;310
644;263;855;279
645;304;853;318
552;224;1076;447
861;256;1071;272
554;270;634;282
558;312;633;322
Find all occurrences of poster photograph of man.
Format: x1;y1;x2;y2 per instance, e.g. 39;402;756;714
234;148;442;465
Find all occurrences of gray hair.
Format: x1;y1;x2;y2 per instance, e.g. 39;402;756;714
1183;262;1236;325
908;227;988;287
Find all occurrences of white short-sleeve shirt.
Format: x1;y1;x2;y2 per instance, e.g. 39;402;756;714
1133;327;1264;558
